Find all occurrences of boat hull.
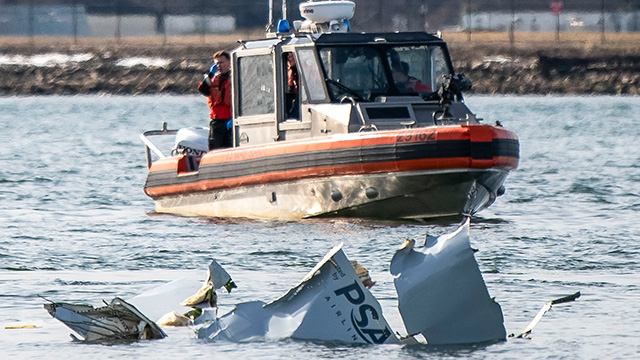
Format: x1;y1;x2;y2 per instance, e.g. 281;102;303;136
153;168;509;220
144;125;519;221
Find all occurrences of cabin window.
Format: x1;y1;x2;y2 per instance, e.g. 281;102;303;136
386;46;426;94
237;55;275;116
297;48;327;102
430;46;450;90
319;46;388;101
387;45;451;94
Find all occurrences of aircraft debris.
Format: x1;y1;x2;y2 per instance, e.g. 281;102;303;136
180;259;237;309
390;218;507;345
43;297;166;341
4;324;37;329
43;220;576;346
196;243;398;344
350;260;375;288
511;291;581;339
126;259;237;328
156;311;192;327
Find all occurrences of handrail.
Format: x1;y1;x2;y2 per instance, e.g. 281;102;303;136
139;122;179;169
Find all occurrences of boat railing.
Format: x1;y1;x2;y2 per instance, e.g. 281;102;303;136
140;122;178;169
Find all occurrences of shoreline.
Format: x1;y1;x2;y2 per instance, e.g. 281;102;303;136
1;33;639;96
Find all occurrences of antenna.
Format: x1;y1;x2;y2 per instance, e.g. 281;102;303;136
268;0;274;30
282;0;287;21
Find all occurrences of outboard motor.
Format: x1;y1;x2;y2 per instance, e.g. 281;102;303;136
172;127;209;157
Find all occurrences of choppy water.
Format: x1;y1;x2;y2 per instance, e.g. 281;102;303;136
1;95;639;359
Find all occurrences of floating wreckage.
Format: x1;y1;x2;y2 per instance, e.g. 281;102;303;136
511;291;581;339
44;220;578;345
42;259;236;342
43;297;166;341
390;219;506;344
196;218;504;344
196;242;398;344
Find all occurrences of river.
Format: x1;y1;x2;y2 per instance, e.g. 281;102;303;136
1;95;639;358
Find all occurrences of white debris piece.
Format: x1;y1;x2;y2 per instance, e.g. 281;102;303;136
181;259;237;308
128;259;236;323
128;278;204;322
390;218;506;345
513;291;581;339
197;243;398;344
43;297;166;341
205;259;237;292
157;311;192;327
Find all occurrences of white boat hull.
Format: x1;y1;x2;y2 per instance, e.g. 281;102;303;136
153;168;509;221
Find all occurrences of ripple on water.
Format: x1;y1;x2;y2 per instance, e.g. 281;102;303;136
53;279;110;286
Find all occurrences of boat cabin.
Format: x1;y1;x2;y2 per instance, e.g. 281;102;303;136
230;2;477;147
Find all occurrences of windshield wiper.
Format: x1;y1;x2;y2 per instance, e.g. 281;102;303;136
325;78;366;102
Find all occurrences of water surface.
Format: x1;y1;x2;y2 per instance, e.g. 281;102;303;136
1;95;639;359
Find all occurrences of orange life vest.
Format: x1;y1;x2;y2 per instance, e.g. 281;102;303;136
208;73;232;119
287;66;298;94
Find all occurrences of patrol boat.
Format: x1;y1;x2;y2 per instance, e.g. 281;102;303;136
140;0;519;221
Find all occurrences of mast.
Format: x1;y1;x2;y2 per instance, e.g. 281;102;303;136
268;0;274;30
282;0;287;21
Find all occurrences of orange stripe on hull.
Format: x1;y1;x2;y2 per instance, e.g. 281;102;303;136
145;155;517;198
145;125;519;198
190;125;515;166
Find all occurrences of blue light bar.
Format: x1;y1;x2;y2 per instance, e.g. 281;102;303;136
277;19;290;33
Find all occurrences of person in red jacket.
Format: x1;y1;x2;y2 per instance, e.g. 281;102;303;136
285;52;299;118
199;50;232;150
392;61;432;94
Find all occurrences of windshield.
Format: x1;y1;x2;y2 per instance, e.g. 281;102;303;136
318;44;451;102
319;46;388;101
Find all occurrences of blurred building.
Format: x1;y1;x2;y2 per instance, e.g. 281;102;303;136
0;0;639;36
464;11;640;32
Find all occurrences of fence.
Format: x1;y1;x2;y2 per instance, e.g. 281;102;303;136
1;0;639;45
456;0;640;43
351;0;640;43
0;0;267;44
